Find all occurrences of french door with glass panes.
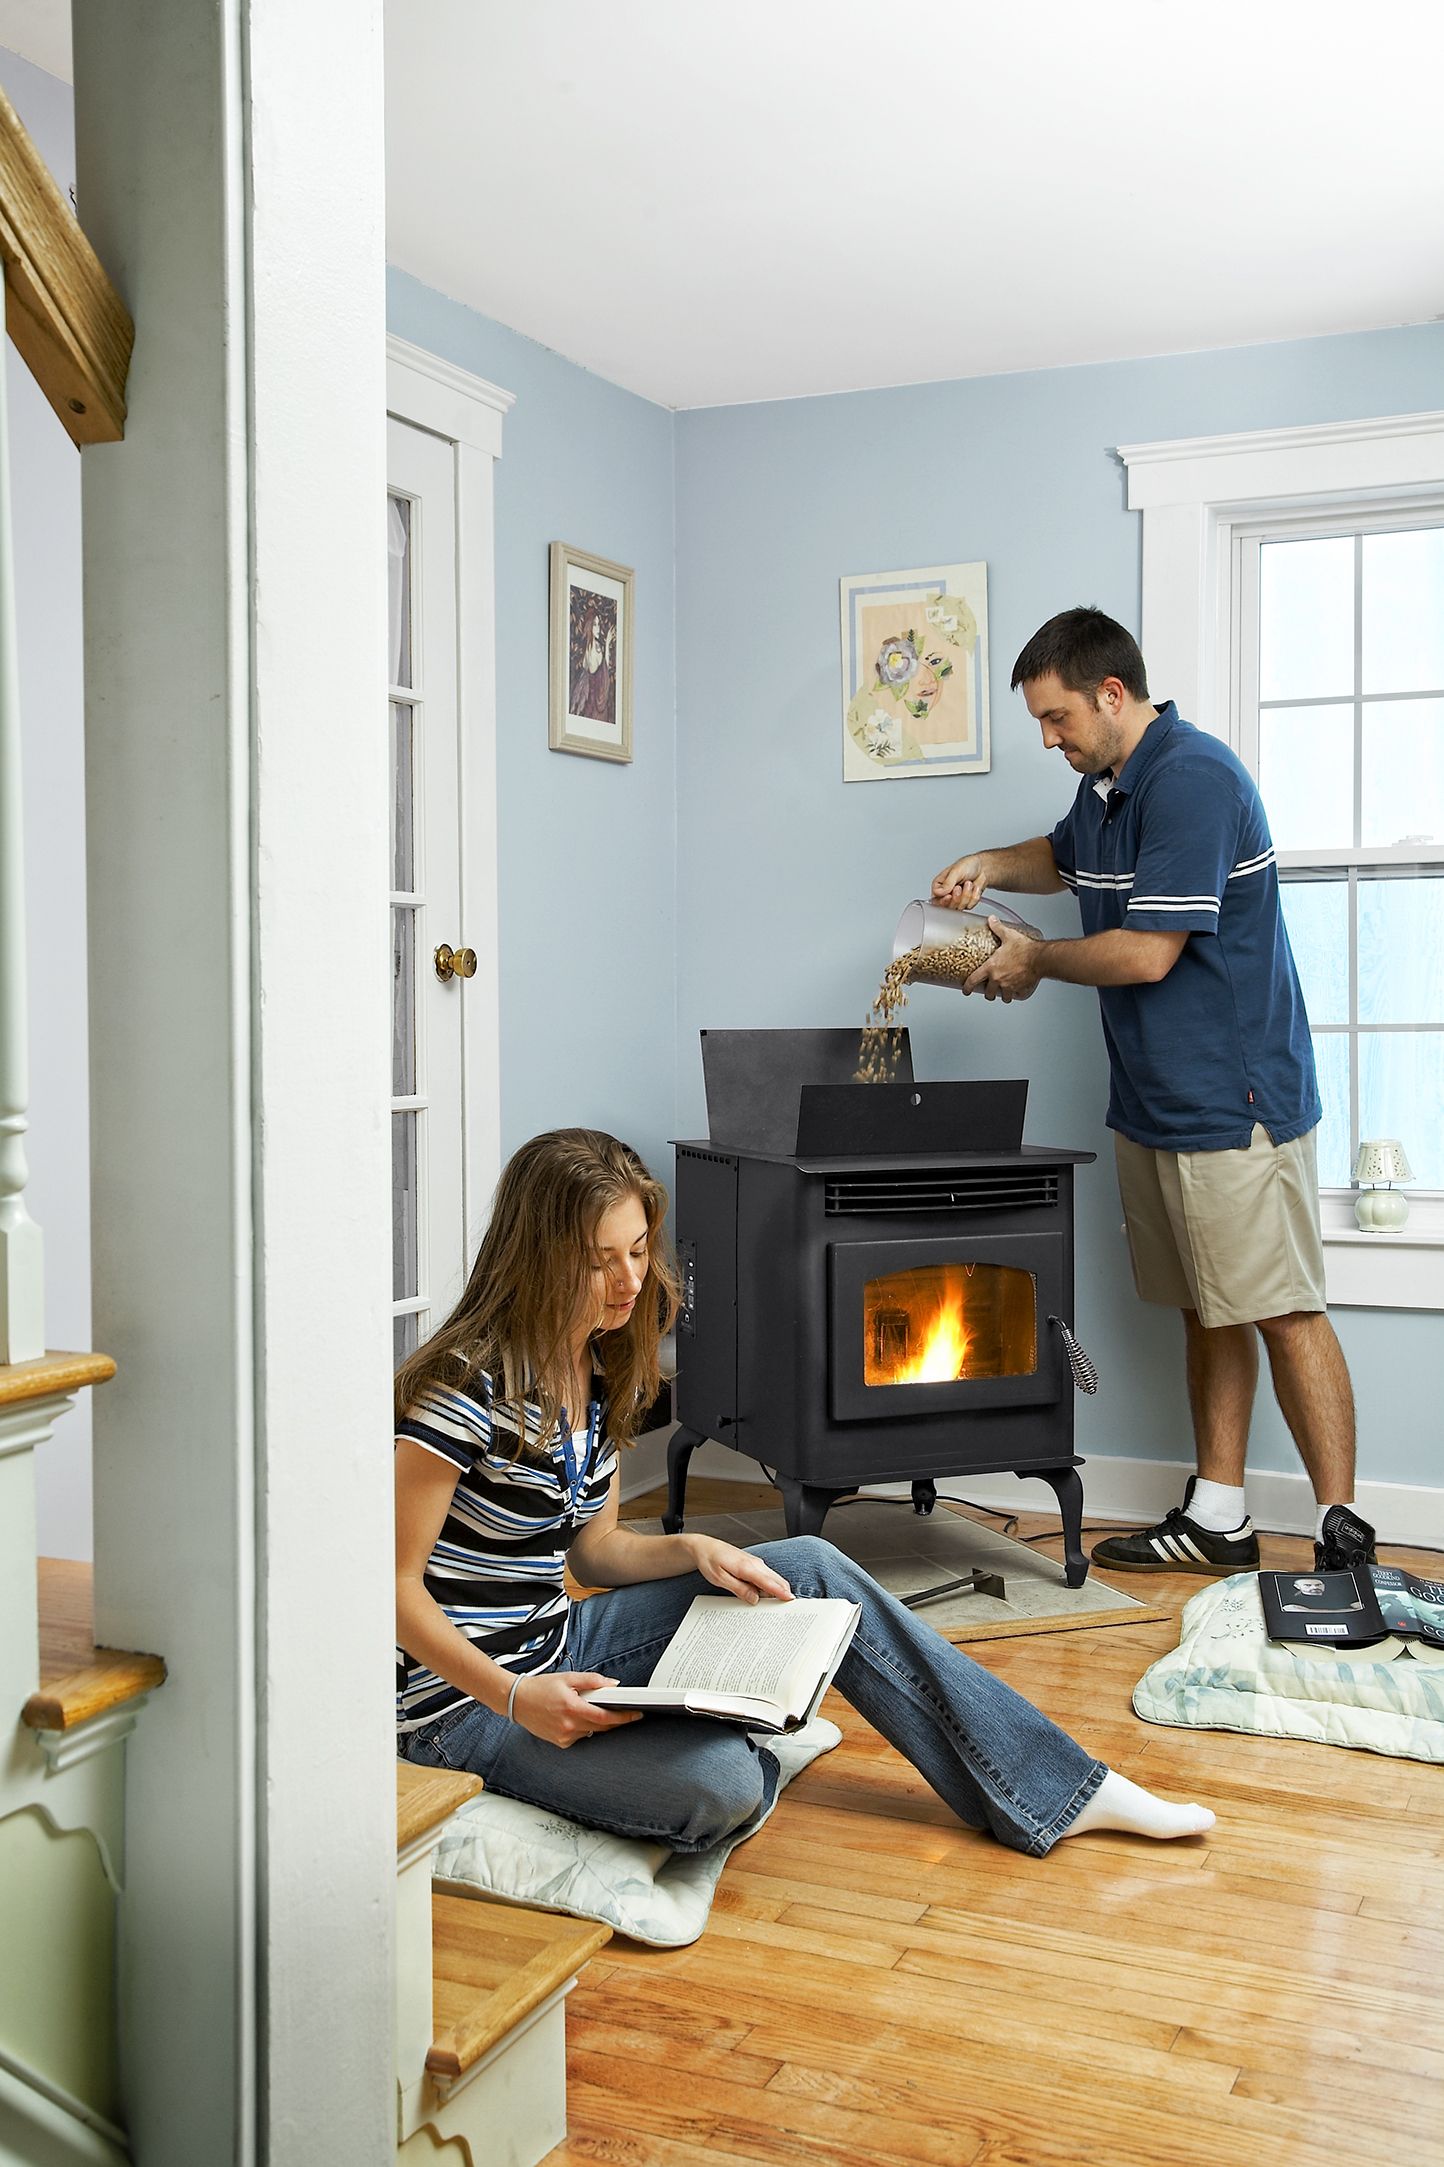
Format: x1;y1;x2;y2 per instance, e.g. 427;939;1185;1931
389;417;469;1363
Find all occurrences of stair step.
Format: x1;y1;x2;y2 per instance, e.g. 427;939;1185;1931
24;1559;166;1732
396;1760;483;1854
425;1893;610;2086
0;1349;115;1408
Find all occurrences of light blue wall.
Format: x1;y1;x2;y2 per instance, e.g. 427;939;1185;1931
673;325;1444;1486
13;151;1436;1511
386;269;677;1199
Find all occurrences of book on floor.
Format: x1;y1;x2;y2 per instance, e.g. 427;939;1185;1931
1259;1564;1444;1656
1368;1564;1444;1653
582;1593;861;1732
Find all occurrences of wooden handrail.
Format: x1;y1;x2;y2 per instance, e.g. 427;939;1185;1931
0;76;132;445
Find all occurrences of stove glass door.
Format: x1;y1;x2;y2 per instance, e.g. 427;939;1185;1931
863;1262;1036;1386
829;1232;1065;1421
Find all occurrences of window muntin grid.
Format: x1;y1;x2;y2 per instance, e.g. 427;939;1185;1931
1239;512;1444;1193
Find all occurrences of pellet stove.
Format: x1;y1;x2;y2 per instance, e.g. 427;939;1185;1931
664;1030;1097;1586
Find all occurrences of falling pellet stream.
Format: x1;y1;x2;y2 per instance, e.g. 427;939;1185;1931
856;927;1000;1082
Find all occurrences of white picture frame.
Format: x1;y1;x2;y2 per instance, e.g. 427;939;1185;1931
840;560;990;782
549;540;635;763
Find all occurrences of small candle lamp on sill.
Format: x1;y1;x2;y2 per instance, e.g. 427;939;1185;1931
1353;1140;1414;1232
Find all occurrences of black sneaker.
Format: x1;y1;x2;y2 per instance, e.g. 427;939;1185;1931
1314;1504;1377;1572
1091;1478;1260;1577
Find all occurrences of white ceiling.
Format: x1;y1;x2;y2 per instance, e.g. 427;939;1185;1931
0;0;66;80
7;1;1443;410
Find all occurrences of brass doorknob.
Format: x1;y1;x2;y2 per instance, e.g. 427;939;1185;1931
434;944;477;983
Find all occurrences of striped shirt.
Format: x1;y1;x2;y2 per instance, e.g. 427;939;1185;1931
395;1365;617;1732
1048;702;1320;1153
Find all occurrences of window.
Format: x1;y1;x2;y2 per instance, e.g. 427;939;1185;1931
1120;405;1444;1306
1237;516;1444;1194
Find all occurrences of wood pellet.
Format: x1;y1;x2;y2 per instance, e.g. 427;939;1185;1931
856;928;999;1082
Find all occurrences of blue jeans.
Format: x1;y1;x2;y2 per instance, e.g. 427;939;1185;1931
398;1538;1105;1857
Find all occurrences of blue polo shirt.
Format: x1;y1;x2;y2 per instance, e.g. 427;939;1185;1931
1048;702;1320;1153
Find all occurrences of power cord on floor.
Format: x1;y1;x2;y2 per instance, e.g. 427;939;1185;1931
732;1467;1443;1559
828;1490;1036;1537
752;1479;1186;1547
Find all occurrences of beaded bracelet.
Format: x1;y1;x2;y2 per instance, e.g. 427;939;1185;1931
505;1672;522;1723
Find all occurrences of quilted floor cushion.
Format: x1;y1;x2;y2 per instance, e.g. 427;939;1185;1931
1133;1572;1444;1763
431;1715;840;1947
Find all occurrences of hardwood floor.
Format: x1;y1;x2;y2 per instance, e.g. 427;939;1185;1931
545;1480;1444;2167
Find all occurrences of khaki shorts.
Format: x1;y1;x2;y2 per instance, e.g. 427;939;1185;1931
1114;1123;1327;1329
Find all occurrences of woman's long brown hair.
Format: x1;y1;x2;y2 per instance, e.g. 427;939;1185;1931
394;1128;681;1454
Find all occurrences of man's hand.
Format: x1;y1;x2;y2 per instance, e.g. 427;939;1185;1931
687;1536;793;1605
964;918;1046;1002
931;852;990;910
509;1671;641;1747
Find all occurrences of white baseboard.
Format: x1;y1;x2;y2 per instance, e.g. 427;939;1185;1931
618;1426;676;1504
620;1428;1444;1553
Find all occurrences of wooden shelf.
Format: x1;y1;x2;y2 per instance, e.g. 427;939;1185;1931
0;1349;116;1408
23;1558;166;1732
426;1893;610;2086
397;1760;483;1854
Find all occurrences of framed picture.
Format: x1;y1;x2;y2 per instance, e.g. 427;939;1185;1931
839;561;990;782
549;541;634;763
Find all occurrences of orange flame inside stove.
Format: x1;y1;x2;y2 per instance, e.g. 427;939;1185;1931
909;1303;969;1384
863;1263;1037;1388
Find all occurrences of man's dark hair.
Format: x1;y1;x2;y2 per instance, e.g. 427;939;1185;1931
1010;608;1149;701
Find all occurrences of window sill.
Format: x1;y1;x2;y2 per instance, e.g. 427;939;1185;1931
1321;1212;1444;1310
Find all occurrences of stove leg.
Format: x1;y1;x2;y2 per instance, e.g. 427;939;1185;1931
1024;1465;1089;1587
661;1426;706;1534
777;1478;838;1541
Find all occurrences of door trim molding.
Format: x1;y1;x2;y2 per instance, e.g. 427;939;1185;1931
386;333;514;456
386;342;509;1246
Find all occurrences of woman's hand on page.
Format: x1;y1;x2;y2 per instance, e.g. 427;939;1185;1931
688;1537;793;1605
509;1671;639;1748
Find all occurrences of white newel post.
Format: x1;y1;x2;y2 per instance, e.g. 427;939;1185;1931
74;3;394;2162
0;288;44;1369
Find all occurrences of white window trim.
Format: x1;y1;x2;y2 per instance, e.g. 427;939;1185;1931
1118;409;1444;1310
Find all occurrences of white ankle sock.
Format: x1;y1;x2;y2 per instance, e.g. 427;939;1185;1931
1064;1769;1216;1843
1187;1479;1248;1533
1315;1500;1355;1542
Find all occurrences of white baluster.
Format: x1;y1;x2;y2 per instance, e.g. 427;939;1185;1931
0;292;45;1363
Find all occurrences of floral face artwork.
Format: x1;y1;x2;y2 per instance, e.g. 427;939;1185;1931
875;633;954;719
846;589;978;766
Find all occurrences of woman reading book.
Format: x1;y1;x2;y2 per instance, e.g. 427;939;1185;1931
395;1129;1214;1855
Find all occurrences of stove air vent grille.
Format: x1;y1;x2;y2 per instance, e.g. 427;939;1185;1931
824;1168;1059;1217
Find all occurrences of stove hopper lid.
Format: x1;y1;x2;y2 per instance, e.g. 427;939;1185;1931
796;1078;1027;1157
699;1027;915;1157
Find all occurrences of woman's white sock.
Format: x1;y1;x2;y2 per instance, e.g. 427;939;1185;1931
1063;1768;1215;1842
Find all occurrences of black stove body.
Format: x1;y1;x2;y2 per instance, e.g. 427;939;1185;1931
665;1135;1097;1585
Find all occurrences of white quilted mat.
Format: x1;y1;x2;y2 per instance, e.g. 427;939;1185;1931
1133;1573;1444;1763
431;1716;840;1947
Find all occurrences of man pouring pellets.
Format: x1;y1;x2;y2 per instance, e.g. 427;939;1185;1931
928;606;1372;1579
